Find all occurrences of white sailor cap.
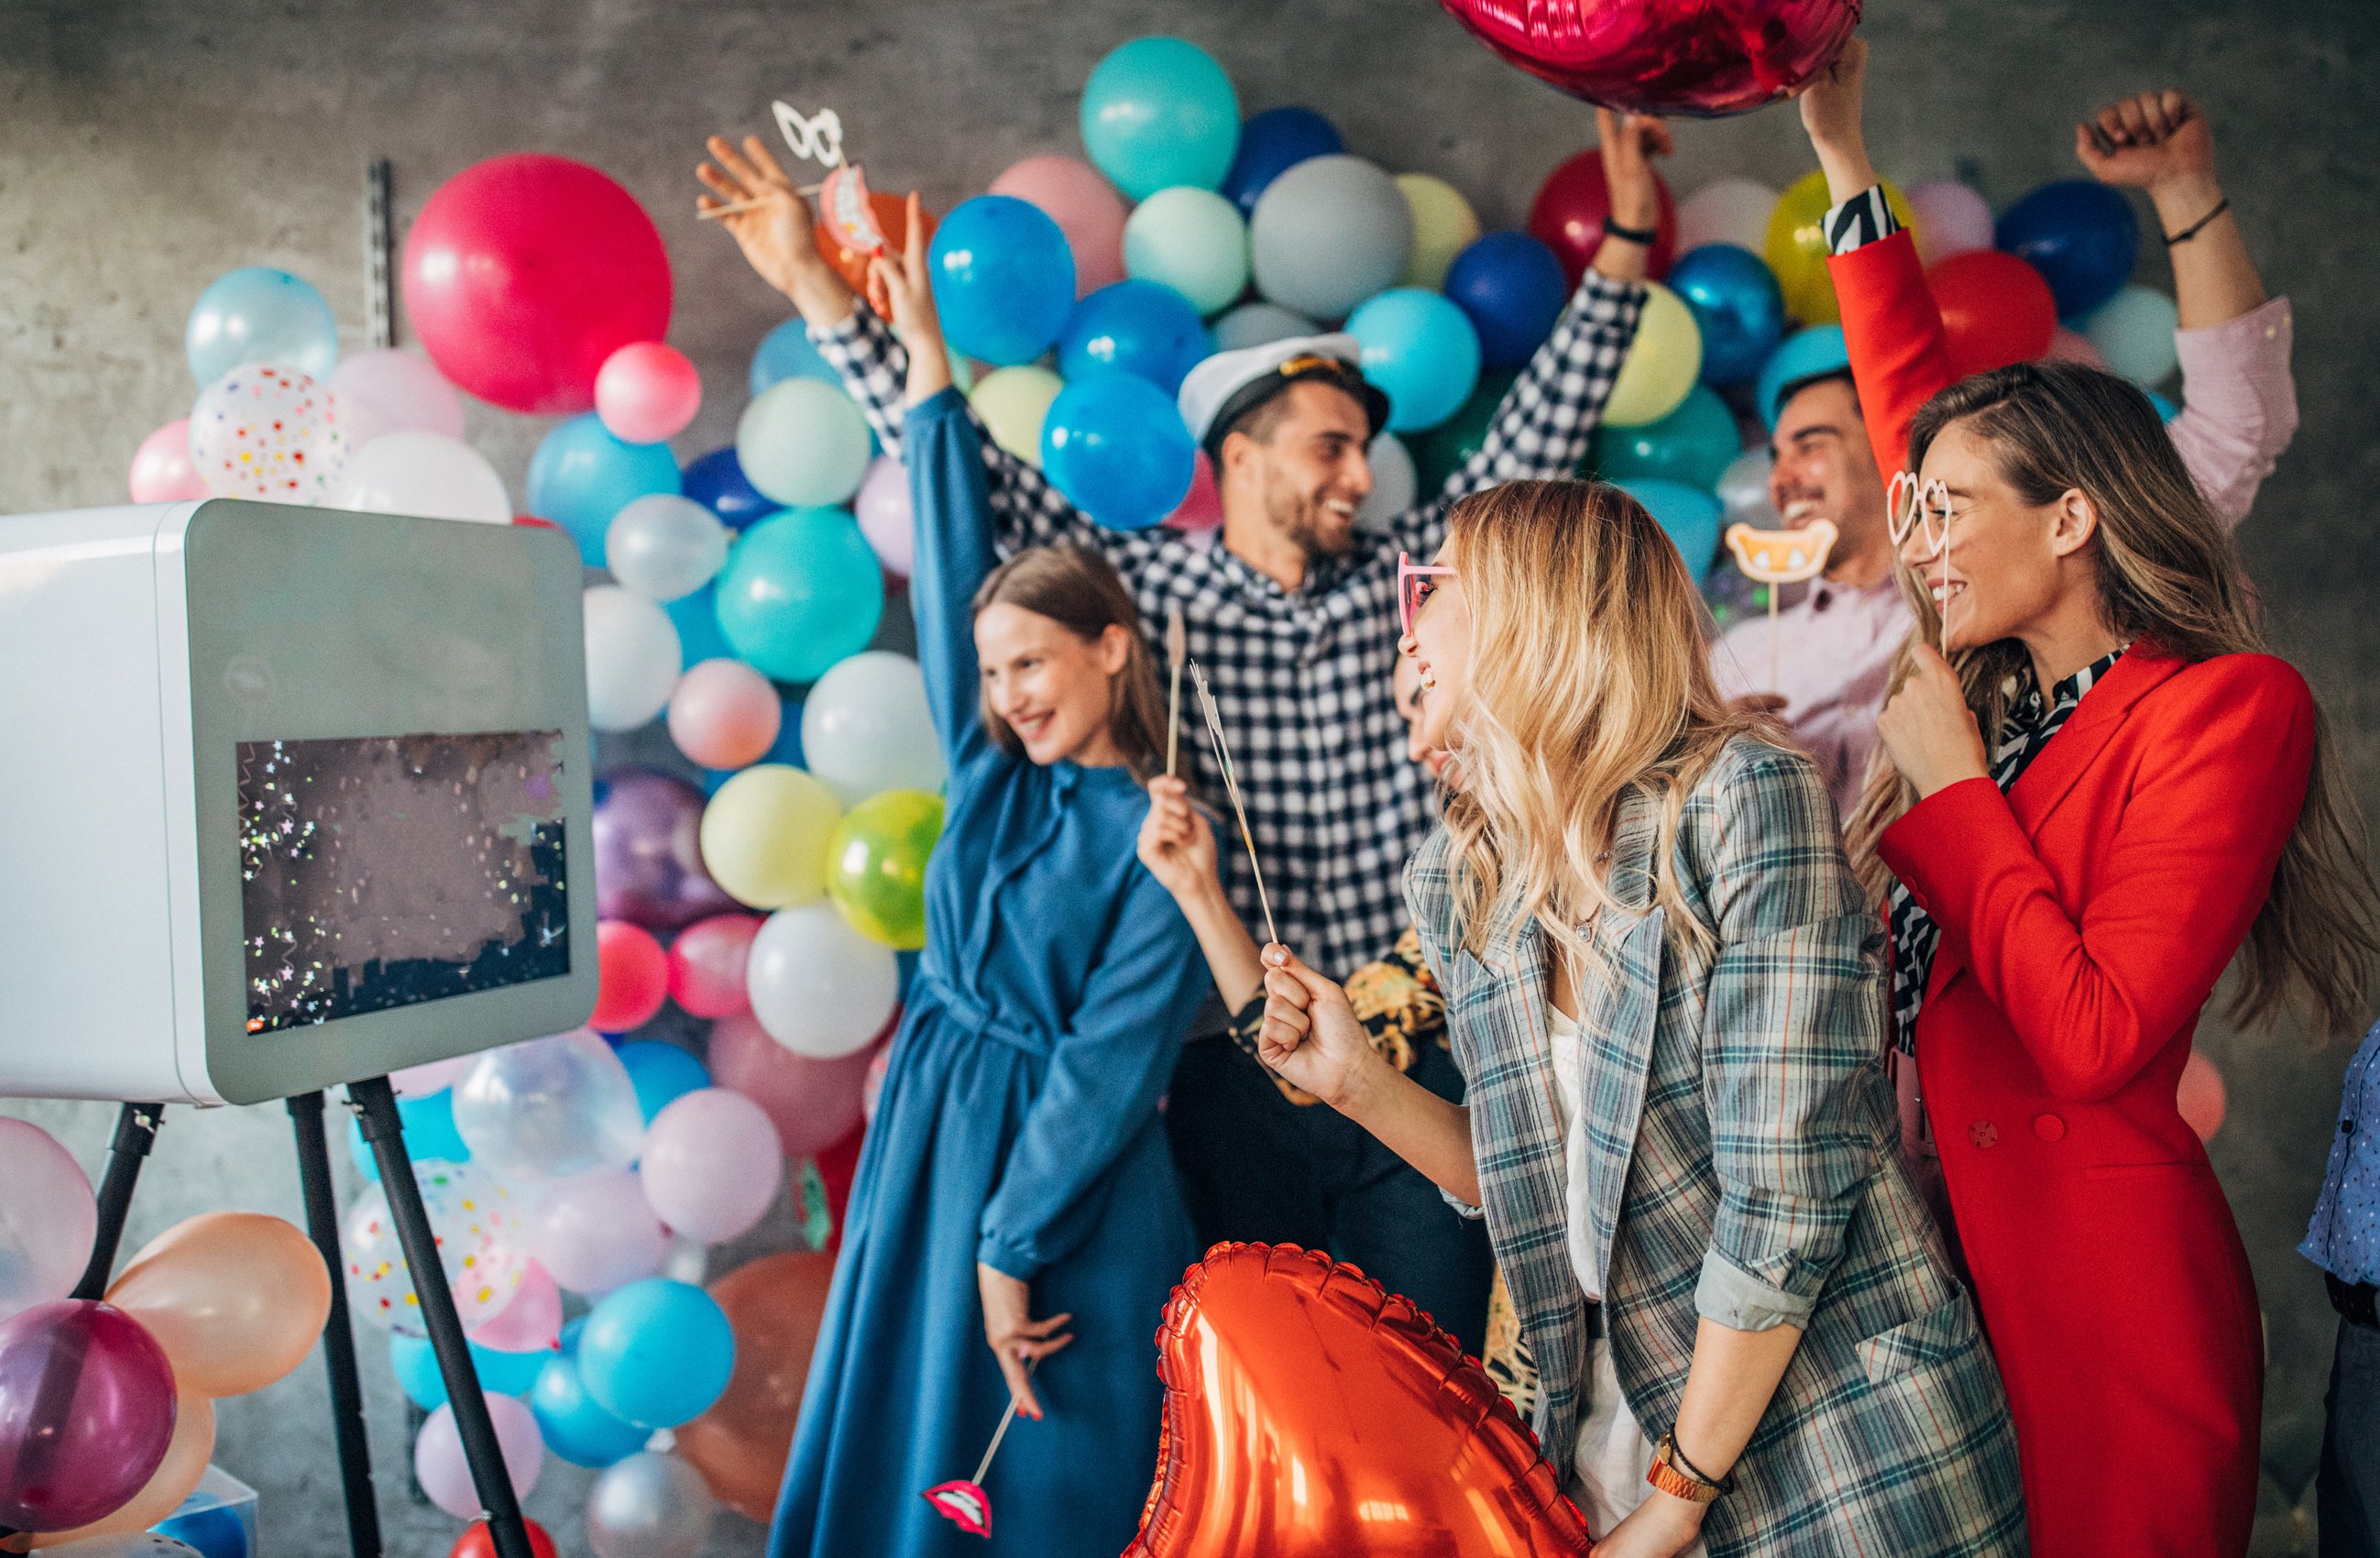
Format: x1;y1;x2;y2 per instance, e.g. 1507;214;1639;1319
1176;334;1390;460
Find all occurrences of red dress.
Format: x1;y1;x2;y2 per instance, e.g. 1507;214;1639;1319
1836;230;2296;1557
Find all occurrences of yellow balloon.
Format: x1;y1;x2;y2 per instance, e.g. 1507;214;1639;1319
700;764;843;910
969;366;1062;466
1603;283;1701;428
1764;170;1920;325
1395;173;1481;290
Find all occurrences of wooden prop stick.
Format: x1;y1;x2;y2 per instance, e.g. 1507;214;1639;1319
696;185;821;220
1190;663;1277;947
1164;608;1186;778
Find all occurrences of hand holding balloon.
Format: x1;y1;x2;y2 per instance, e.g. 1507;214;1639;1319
864;193;953;406
975;1265;1069;1421
1793;38;1877;205
697;134;848;323
1592;108;1672;281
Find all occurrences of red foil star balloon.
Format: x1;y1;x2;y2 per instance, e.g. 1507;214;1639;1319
1437;0;1863;118
1128;1244;1591;1557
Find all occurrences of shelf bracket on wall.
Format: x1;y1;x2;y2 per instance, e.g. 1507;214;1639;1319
366;159;395;350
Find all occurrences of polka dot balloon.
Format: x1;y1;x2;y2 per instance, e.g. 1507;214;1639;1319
341;1160;530;1337
188;361;346;503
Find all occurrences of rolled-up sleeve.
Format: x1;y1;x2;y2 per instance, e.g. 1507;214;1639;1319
2166;295;2296;530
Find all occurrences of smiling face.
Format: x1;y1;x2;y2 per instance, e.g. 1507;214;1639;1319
1770;376;1890;575
1220;381;1376;560
1398;539;1474;759
1904;421;2100;653
974;602;1130;767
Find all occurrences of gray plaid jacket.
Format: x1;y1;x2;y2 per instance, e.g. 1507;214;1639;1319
1409;739;2024;1556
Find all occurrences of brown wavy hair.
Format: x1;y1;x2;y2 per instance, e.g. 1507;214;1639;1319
1845;360;2378;1037
971;543;1170;782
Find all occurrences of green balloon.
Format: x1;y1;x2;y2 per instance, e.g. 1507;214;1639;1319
1411;369;1518;494
1587;384;1744;492
826;789;945;950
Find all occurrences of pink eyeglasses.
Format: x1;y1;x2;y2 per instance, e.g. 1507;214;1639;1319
1398;553;1456;635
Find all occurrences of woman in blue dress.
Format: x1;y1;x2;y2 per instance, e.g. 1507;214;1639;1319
767;202;1212;1557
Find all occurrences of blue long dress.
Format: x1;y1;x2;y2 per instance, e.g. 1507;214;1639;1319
768;387;1211;1558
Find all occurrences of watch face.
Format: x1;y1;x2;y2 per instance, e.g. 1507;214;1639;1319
237;730;571;1034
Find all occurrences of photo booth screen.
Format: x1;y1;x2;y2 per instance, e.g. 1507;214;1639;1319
237;730;572;1035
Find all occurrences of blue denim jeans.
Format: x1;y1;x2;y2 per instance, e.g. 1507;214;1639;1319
2320;1316;2380;1558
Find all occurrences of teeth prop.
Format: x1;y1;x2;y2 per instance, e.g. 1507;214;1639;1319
1724;520;1838;695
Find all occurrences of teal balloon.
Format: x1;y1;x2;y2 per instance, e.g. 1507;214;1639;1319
186;266;339;387
713;507;885;682
617;1039;709;1125
577;1278;736;1429
1755;324;1850;430
532;1319;650;1467
1592;386;1744;492
1616;478;1726;578
737;379;872;509
389;1330;547;1411
1041;374;1196;530
345;1087;470;1183
750;318;837;397
665;584;738;667
1080;37;1241;201
2081;284;2179;387
2146;390;2179;422
1346;288;1481;433
527;413;683;566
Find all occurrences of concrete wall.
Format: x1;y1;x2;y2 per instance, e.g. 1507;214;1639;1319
2;1;2374;1553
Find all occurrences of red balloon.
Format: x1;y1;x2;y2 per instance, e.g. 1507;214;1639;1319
1439;0;1862;118
450;1517;558;1558
591;919;669;1033
1927;250;2057;379
1527;149;1677;286
402;154;671;415
666;913;763;1019
1129;1244;1591;1556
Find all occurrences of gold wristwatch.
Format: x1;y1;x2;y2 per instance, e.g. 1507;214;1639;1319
1645;1431;1729;1504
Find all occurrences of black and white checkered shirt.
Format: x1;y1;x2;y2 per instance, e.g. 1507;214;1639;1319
811;273;1646;980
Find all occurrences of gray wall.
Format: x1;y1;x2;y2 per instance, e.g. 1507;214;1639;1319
2;1;2374;1553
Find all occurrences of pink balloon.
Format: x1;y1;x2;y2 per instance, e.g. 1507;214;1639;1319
401;154;672;415
127;420;208;503
596;342;703;444
2045;327;2106;368
853;455;913;578
390;1056;478;1097
989;155;1127;296
666;914;762;1020
2178;1049;2228;1144
467;1258;562;1352
638;1088;784;1244
667;660;783;772
414;1393;544;1520
530;1168;667;1295
0;1300;178;1531
708;1011;880;1158
1906;180;1996;264
1163;450;1223;532
328;349;466;452
0;1120;97;1324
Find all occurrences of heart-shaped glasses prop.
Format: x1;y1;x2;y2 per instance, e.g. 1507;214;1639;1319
1886;471;1958;646
699;99;886;263
1724;519;1837;693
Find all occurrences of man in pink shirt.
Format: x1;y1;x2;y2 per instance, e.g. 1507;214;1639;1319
1714;85;2297;824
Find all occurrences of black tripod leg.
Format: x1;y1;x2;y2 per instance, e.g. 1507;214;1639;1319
71;1102;164;1300
348;1076;534;1558
290;1091;383;1558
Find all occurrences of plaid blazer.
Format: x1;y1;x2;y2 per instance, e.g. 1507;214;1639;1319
1409;739;2025;1557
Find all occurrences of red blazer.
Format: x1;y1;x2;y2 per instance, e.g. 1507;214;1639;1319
1835;231;2304;1557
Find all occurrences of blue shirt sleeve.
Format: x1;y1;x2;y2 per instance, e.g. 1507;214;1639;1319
976;864;1209;1281
903;388;1002;773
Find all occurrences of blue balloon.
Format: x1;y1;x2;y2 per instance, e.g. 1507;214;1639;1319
1347;288;1483;433
1080;37;1242;201
1995;180;2140;321
1668;245;1787;388
680;446;778;531
345;1087;471;1183
1220;105;1343;217
155;1503;250;1558
1755;325;1850;430
1442;232;1568;371
713;508;885;682
2146;390;2179;422
1058;280;1211;394
1593;386;1744;492
1616;478;1726;577
665;584;738;668
526;413;682;566
186;266;340;387
928;195;1077;367
577;1278;736;1429
617;1040;710;1125
389;1330;548;1412
1041;374;1197;531
532;1320;652;1467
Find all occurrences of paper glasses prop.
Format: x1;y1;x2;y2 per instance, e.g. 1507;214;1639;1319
1886;471;1958;645
699;100;886;260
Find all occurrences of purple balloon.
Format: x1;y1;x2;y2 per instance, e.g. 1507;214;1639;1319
0;1300;179;1531
593;768;736;933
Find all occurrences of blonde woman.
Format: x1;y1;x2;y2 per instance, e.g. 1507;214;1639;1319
1256;481;2022;1557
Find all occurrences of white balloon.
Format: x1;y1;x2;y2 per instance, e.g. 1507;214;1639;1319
331;430;510;524
531;1167;667;1294
659;1232;708;1286
637;1088;784;1245
607;494;729;602
453;1030;646;1180
1211;301;1319;353
329;348;466;451
1716;446;1781;531
1675;176;1781;257
587;1451;717;1558
584;586;684;732
800;652;948;806
747;903;899;1059
1355;432;1417;532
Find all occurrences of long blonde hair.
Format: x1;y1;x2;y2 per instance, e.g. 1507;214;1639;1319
1439;481;1774;971
1844;361;2379;1036
971;543;1170;783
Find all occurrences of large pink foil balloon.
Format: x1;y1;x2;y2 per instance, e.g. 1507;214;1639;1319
707;1013;880;1158
990;155;1128;296
0;1120;96;1324
1436;0;1862;118
402;154;672;414
0;1300;179;1532
127;420;208;503
414;1394;545;1520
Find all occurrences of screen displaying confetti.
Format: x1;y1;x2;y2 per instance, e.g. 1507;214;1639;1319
238;731;571;1034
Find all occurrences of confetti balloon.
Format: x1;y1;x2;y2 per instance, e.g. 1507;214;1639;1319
340;1161;530;1336
189;363;345;503
1436;0;1861;118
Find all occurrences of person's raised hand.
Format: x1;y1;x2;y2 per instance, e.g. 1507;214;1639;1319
1794;37;1868;156
1595;108;1674;232
696;133;844;318
1135;775;1221;905
976;1263;1070;1421
1254;945;1377;1111
2075;89;2215;198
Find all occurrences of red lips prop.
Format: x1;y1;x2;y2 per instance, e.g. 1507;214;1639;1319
1436;0;1863;118
1128;1243;1590;1557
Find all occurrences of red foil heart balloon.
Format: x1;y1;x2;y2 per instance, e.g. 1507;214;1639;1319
1128;1243;1591;1557
1437;0;1863;118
